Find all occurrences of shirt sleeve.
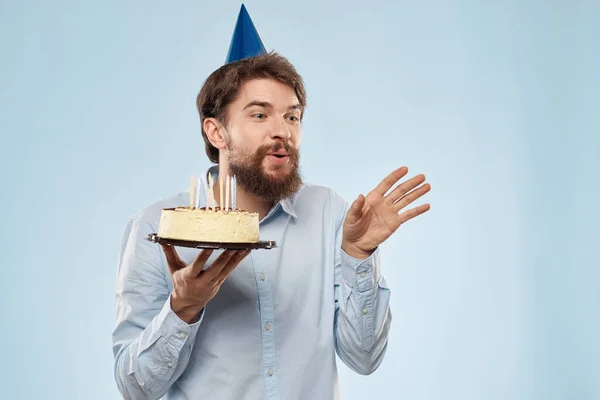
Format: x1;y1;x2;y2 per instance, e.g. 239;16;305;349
112;215;204;400
333;199;392;375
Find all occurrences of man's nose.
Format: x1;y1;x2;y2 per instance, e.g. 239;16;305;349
270;116;291;140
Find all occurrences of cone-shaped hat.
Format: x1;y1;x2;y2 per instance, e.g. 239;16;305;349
225;4;267;64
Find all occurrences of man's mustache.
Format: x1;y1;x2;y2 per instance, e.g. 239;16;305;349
260;141;298;158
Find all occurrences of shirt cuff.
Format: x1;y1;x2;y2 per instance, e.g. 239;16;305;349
151;294;204;351
340;247;382;292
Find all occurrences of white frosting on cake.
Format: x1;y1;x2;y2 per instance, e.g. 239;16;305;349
157;207;260;243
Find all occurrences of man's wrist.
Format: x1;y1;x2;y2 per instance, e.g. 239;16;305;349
170;294;204;324
341;241;375;260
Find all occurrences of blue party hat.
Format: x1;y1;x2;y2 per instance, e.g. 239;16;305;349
225;4;267;64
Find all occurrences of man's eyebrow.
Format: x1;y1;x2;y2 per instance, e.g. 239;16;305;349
242;101;303;112
242;101;272;111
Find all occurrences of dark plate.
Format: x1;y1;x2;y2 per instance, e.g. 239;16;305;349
147;233;276;250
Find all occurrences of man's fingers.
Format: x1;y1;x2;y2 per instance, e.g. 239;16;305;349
372;166;408;196
214;250;251;283
161;244;185;276
188;249;214;276
397;203;431;225
387;174;426;203
203;250;238;280
394;183;431;211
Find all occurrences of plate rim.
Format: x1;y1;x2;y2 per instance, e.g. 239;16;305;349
146;233;276;249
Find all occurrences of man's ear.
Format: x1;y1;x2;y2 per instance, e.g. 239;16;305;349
204;118;227;150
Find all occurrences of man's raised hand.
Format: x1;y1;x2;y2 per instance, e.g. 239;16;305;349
342;166;431;259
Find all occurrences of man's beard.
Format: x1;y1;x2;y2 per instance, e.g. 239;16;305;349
227;140;303;203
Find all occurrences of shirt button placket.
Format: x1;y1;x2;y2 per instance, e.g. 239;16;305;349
253;260;279;398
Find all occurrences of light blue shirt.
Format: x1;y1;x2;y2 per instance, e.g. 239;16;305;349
112;165;392;400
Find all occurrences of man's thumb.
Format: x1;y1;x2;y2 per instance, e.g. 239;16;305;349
347;194;365;221
161;244;184;276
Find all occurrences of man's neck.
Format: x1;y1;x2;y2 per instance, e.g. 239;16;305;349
232;187;273;221
212;167;273;220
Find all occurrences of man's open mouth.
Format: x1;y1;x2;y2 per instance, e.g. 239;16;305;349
268;151;289;158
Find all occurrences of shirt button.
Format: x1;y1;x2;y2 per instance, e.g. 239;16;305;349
359;271;366;278
260;273;266;281
167;361;173;368
362;308;368;315
177;332;187;339
265;323;271;331
267;368;274;376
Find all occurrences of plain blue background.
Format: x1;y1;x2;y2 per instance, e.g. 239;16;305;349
1;0;598;399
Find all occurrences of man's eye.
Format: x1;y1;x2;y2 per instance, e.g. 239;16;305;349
287;115;299;122
253;113;266;119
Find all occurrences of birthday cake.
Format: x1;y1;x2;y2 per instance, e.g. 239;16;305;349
157;206;259;243
157;174;260;243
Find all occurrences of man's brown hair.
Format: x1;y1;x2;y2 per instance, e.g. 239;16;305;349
196;51;307;164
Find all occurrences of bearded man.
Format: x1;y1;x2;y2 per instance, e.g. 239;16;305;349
112;17;430;400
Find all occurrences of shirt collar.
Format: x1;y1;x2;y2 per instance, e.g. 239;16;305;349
203;165;299;219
